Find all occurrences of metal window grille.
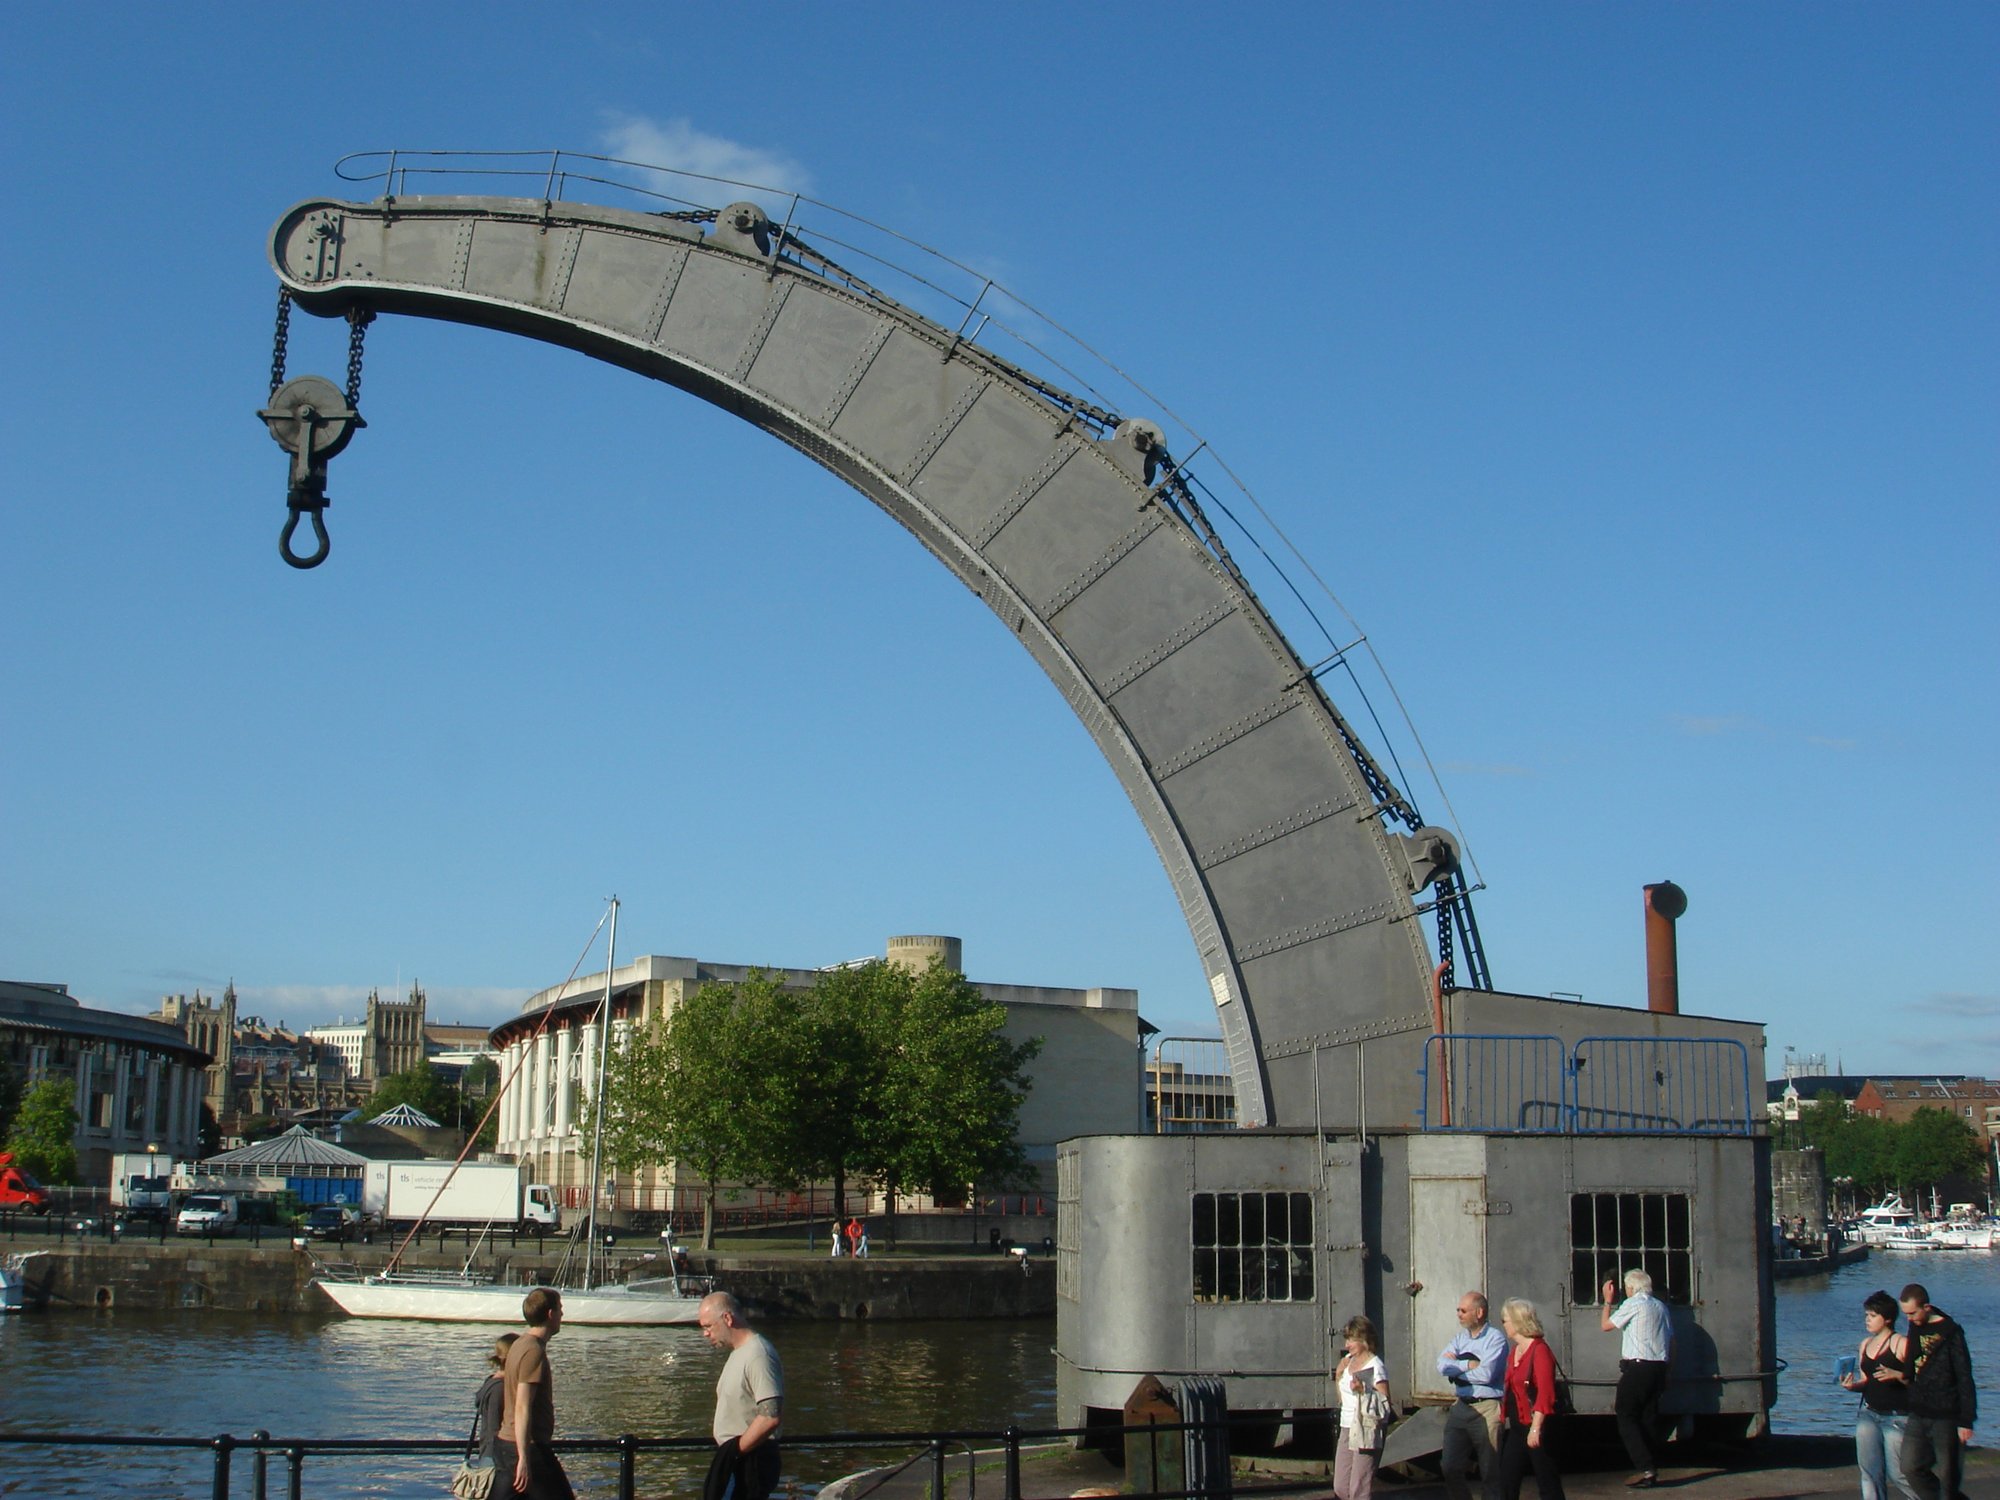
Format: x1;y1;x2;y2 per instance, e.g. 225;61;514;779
1191;1190;1315;1303
1568;1191;1693;1305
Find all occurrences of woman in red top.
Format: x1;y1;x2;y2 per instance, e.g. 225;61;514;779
1498;1297;1567;1500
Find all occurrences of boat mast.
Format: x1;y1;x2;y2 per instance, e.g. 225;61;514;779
584;897;618;1288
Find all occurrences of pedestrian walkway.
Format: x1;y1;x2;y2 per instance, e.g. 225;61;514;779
829;1434;2000;1500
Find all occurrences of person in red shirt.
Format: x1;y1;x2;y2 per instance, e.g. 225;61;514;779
1497;1297;1567;1500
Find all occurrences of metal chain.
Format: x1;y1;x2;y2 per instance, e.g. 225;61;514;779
345;309;374;411
269;288;293;398
1435;893;1456;993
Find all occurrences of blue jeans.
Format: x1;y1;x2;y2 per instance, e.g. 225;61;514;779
1856;1406;1917;1500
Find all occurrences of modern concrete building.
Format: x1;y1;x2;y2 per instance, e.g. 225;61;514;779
489;934;1146;1211
1;979;210;1181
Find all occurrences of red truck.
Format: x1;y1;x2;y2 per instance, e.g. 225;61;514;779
0;1152;52;1213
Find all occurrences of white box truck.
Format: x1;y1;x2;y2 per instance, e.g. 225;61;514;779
363;1161;561;1231
109;1153;175;1221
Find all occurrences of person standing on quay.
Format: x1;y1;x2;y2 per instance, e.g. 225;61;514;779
1898;1282;1975;1500
498;1288;573;1500
1437;1290;1508;1500
472;1333;518;1460
1600;1269;1672;1488
1497;1298;1566;1500
1333;1314;1392;1500
1840;1289;1917;1500
700;1291;785;1500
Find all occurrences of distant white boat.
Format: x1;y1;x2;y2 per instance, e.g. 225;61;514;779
1853;1194;1925;1246
1;1252;39;1313
1929;1203;1996;1251
312;1267;703;1324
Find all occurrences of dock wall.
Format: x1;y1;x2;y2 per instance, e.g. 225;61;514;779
5;1241;1054;1320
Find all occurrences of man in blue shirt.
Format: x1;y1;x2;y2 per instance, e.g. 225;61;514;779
1437;1289;1509;1500
1601;1269;1674;1488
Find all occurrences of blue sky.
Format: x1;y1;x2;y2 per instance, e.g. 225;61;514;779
4;5;1994;1081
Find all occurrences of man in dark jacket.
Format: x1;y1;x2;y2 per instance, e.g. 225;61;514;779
1899;1283;1975;1500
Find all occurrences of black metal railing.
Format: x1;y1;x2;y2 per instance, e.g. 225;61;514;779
0;1417;1329;1500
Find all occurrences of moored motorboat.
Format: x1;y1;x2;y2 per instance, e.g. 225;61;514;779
1929;1203;1996;1251
1852;1193;1925;1246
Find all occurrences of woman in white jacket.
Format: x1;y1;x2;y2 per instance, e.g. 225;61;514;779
1335;1315;1394;1500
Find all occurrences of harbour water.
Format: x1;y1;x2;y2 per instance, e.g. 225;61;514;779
2;1250;1995;1497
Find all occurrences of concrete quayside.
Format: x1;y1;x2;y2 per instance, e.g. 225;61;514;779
1;1236;1054;1318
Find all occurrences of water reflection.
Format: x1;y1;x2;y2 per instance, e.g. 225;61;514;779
5;1252;1993;1496
1;1311;1058;1499
1774;1251;2000;1436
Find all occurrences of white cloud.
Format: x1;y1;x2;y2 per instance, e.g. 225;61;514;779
1908;991;2000;1020
597;112;811;210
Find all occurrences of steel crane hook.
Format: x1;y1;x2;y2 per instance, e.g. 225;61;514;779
259;373;362;571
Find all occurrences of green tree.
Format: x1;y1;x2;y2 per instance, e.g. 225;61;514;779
588;978;767;1249
462;1056;500;1098
363;1058;460;1123
1893;1107;1986;1200
4;1078;80;1185
746;965;890;1221
875;961;1041;1206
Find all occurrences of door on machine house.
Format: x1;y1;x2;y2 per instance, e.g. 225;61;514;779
1407;1137;1490;1401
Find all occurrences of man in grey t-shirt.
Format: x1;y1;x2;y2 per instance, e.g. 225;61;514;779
700;1291;784;1500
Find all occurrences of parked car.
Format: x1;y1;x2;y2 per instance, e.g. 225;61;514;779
302;1204;361;1242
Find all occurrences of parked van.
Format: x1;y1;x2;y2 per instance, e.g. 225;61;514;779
176;1194;240;1237
0;1152;51;1214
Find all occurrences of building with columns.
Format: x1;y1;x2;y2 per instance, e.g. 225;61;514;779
489;935;1148;1211
2;979;211;1182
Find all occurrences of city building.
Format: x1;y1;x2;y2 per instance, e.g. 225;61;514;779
303;985;428;1083
1144;1038;1238;1132
1854;1076;2000;1140
1;979;210;1181
154;985;367;1139
490;934;1147;1211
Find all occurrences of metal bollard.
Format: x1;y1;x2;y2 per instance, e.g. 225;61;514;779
931;1440;946;1500
211;1432;236;1500
1003;1426;1021;1500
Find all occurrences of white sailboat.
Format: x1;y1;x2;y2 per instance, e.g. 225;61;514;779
315;900;707;1325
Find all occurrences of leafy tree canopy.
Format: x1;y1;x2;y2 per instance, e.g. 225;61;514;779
4;1078;80;1185
364;1058;458;1123
588;958;1042;1234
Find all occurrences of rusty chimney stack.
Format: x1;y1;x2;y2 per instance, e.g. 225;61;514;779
1643;881;1688;1014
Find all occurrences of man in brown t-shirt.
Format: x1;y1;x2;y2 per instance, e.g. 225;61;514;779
497;1287;574;1499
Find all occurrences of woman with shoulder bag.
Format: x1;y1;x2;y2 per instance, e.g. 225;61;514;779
1498;1298;1567;1500
1334;1315;1394;1500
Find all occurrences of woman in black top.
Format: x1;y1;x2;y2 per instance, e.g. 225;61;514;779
472;1333;518;1457
1840;1290;1915;1500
